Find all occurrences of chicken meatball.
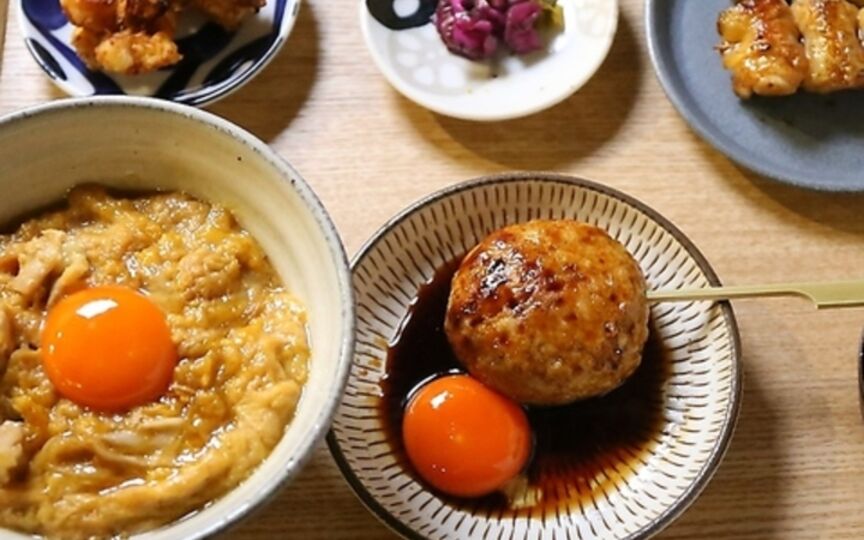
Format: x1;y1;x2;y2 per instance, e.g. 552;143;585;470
445;220;649;406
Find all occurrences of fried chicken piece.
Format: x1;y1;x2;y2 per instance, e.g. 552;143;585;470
121;0;175;26
717;0;809;98
63;0;182;75
60;0;118;31
93;28;181;74
71;27;103;67
73;24;181;75
61;0;176;32
62;0;182;74
791;0;864;92
62;0;266;74
191;0;265;29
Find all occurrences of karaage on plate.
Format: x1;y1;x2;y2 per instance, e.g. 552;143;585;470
60;0;265;75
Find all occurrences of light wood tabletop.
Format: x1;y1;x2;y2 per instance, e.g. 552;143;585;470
2;0;864;538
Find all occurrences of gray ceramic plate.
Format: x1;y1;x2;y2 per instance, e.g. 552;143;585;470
646;0;864;192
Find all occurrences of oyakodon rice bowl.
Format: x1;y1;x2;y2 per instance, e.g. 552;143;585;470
0;97;354;540
0;186;309;538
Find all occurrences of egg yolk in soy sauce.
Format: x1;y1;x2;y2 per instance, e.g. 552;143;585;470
402;374;532;497
41;286;177;412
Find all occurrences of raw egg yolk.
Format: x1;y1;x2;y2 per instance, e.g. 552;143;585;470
42;286;178;412
402;374;532;498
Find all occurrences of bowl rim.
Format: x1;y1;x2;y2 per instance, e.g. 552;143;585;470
327;172;743;540
358;0;620;122
15;0;302;107
0;95;356;540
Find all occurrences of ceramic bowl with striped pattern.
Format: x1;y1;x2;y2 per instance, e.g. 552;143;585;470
329;173;742;540
17;0;299;106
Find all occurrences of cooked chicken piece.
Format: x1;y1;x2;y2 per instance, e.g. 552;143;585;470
47;251;89;308
70;6;181;75
192;0;265;29
0;305;11;385
62;0;183;74
59;0;118;32
176;246;242;300
94;29;182;74
9;231;65;301
120;0;176;27
62;0;266;73
791;0;864;92
0;250;17;276
0;305;11;362
69;27;103;67
717;0;809;98
6;230;88;306
61;0;176;32
0;422;23;485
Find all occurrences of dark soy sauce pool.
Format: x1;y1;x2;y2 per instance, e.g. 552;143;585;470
380;257;669;516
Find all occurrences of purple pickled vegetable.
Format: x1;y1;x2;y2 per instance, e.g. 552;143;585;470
436;0;504;60
435;0;558;61
504;0;543;54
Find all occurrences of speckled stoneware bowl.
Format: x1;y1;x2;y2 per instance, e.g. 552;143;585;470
0;97;354;539
329;173;742;540
18;0;300;106
361;0;618;121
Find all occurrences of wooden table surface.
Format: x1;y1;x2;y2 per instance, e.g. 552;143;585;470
2;0;864;538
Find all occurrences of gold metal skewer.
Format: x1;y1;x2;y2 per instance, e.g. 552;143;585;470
647;280;864;309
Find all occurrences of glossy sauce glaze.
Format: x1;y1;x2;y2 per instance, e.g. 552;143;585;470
380;257;669;515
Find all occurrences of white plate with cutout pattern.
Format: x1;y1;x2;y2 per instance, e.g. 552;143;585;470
361;0;618;121
329;173;742;540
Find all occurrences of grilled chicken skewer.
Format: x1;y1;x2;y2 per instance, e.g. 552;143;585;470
717;0;864;97
791;0;864;92
717;0;809;98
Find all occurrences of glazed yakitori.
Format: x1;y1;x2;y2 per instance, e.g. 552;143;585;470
717;0;864;97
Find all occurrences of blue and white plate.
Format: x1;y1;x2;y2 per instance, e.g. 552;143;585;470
18;0;300;106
